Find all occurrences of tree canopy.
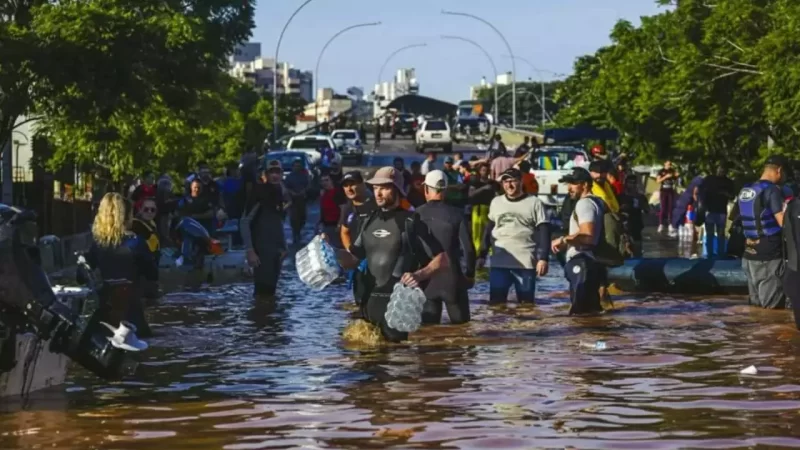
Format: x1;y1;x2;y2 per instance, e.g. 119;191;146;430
554;0;800;175
473;81;565;128
1;0;255;177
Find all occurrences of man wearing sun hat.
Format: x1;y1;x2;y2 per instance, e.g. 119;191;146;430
332;166;450;342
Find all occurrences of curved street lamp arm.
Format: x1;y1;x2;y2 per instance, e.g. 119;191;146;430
273;0;316;140
377;43;427;90
441;35;498;79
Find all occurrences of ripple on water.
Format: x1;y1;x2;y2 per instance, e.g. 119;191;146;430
6;222;800;449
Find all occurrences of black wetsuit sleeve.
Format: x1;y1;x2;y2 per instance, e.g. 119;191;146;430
534;223;551;262
85;242;99;270
338;203;352;228
350;228;366;260
412;216;444;260
459;218;476;278
480;220;495;259
240;203;260;250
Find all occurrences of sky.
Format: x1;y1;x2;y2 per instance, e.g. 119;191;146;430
252;0;666;103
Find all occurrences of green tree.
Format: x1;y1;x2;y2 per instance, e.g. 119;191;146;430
474;81;565;127
0;0;254;165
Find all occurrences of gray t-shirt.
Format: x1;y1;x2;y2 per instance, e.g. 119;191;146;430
566;196;603;261
488;194;548;269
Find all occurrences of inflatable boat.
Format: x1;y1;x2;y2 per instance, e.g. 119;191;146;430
607;258;748;295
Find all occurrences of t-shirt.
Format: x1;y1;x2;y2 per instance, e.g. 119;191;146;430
487;194;548;269
699;175;734;214
339;197;378;233
591;180;619;213
741;183;785;261
566;196;603;262
658;169;678;190
490;156;516;181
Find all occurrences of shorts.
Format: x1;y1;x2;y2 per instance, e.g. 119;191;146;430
564;254;605;315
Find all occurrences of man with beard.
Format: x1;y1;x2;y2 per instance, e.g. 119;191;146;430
333;167;449;342
240;160;288;298
551;167;605;315
339;171;377;306
478;168;549;305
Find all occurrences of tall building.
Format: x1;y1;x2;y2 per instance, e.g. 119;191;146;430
230;42;262;63
373;68;419;118
229;57;314;103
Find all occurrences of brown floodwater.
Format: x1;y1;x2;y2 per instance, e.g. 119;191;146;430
3;232;800;449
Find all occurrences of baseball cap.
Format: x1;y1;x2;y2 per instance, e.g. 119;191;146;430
498;168;522;182
424;170;448;190
264;159;282;172
559;167;593;184
366;166;406;196
765;155;790;168
444;157;454;164
342;171;364;184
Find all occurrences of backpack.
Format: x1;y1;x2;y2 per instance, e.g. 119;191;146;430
573;196;630;267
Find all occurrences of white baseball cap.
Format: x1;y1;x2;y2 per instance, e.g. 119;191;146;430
424;170;448;190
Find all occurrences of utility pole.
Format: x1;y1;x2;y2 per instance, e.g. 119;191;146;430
2;138;12;205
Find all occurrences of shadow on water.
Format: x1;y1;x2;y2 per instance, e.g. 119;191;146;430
5;210;800;449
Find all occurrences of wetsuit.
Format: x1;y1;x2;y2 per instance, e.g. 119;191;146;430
339;197;378;305
86;233;157;337
351;207;443;342
415;200;476;324
241;182;288;297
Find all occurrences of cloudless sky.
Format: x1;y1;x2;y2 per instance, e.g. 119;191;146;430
252;0;666;103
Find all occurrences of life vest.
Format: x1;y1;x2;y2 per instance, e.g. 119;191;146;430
132;218;160;253
737;180;781;239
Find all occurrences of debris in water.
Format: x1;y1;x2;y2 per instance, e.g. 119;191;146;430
375;427;417;439
342;319;383;346
740;365;758;375
580;340;608;351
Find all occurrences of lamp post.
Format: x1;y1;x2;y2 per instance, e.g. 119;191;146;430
442;10;516;129
315;22;381;126
374;43;426;126
502;55;568;130
274;0;316;143
441;35;499;124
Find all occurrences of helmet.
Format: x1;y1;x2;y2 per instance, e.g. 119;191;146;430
591;145;604;156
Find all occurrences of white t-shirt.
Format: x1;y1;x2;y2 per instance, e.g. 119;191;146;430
488;194;548;269
421;159;435;175
566;196;603;261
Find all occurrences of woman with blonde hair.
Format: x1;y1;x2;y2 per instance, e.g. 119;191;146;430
86;193;157;337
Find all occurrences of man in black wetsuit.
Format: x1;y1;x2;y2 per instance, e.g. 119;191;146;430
339;171;377;305
415;170;476;325
334;167;450;342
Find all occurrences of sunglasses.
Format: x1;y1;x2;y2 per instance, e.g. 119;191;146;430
142;207;157;213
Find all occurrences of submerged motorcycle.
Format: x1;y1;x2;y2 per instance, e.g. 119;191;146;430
0;204;146;381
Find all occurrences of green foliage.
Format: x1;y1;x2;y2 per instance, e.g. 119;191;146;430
473;81;565;127
555;0;800;175
0;0;254;174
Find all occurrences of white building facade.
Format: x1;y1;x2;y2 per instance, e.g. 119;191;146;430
229;56;314;103
372;68;419;118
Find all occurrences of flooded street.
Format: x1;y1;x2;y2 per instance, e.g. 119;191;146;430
4;228;800;449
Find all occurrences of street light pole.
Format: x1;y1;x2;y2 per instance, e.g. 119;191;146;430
315;21;381;126
374;43;426;124
442;10;516;129
441;35;499;125
274;0;316;143
502;54;568;131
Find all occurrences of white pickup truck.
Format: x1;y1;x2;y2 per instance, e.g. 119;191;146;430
528;146;590;223
286;135;342;167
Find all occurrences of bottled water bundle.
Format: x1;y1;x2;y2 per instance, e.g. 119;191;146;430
385;283;426;333
296;235;340;290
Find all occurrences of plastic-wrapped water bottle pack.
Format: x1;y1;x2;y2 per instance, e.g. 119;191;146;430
385;283;426;333
296;235;341;291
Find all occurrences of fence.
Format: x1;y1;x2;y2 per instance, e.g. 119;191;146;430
12;181;93;237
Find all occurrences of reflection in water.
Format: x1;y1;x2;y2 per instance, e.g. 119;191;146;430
4;229;800;448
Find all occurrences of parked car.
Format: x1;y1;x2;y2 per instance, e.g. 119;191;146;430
330;129;364;164
391;113;417;139
286;135;341;167
415;119;453;153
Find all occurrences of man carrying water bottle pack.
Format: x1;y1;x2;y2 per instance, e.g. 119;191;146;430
329;167;450;342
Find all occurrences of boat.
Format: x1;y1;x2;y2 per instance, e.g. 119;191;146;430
607;257;747;295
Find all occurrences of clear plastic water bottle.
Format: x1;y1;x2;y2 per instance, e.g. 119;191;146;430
385;283;426;333
296;235;340;290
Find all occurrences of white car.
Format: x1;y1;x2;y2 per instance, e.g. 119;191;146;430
415;119;453;153
286;135;341;167
528;146;590;224
330;129;364;163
